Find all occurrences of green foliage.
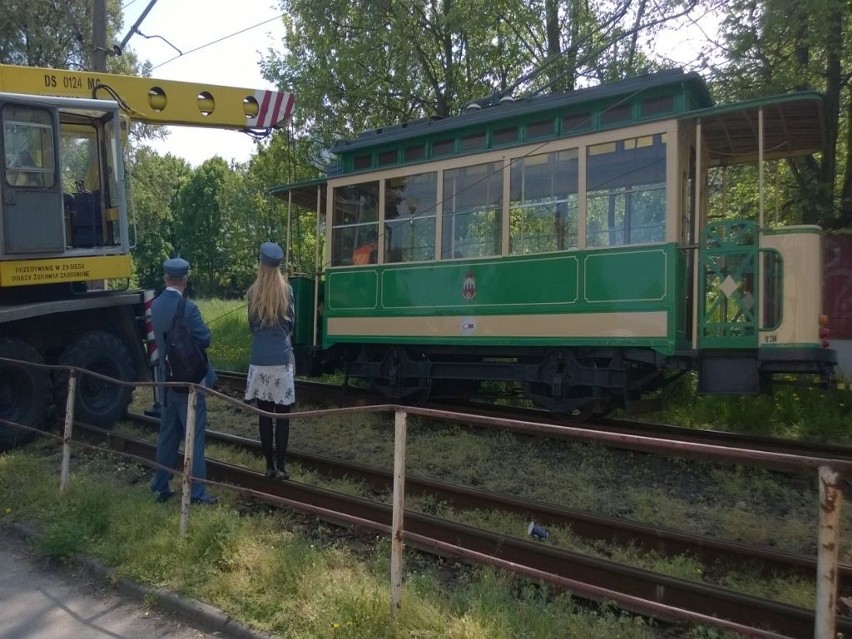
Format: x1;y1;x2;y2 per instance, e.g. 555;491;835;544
262;0;691;150
713;0;850;227
660;372;852;442
0;0;123;68
128;148;192;289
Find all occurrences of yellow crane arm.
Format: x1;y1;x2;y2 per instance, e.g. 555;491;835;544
0;64;294;130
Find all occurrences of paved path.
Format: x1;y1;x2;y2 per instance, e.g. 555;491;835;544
0;531;233;639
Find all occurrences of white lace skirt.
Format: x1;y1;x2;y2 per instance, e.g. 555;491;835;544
244;363;296;406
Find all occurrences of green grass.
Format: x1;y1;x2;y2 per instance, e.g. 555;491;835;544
1;443;675;639
120;392;843;608
197;298;251;372
41;297;843;636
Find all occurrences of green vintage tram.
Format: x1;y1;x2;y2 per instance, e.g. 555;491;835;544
277;68;836;417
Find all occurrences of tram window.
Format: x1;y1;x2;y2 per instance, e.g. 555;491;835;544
586;134;666;247
493;126;518;145
353;154;372;170
378;149;397;166
331;181;379;266
526;119;554;139
442;161;503;259
562;113;591;134
384;171;437;263
761;250;782;329
601;102;632;125
641;95;674;117
461;132;486;151
432;138;455;156
3;106;55;189
404;144;426;161
510;150;579;254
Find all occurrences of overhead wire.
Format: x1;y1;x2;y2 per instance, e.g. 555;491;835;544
149;14;285;72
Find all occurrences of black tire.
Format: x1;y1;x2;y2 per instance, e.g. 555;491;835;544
0;338;49;448
57;331;136;428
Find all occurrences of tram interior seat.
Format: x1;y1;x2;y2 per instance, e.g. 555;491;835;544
68;190;102;247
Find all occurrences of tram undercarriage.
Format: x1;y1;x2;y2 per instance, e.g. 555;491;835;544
337;345;669;419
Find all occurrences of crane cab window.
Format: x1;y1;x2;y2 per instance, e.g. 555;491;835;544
3;106;55;189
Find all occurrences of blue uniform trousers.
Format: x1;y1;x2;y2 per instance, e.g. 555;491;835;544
150;388;211;500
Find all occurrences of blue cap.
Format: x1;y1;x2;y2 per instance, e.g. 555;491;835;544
259;242;284;267
163;257;190;277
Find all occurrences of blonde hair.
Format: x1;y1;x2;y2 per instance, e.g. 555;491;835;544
247;263;290;327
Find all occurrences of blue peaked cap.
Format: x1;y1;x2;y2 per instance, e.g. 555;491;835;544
163;257;190;277
259;242;284;267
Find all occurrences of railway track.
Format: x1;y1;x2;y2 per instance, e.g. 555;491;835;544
112;403;852;637
218;370;852;464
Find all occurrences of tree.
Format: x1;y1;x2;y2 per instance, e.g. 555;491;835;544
0;0;124;69
261;0;704;150
128;147;192;289
173;157;232;297
712;0;851;227
249;132;325;275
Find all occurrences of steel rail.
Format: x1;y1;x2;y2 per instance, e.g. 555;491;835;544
217;372;852;463
126;409;852;592
84;423;852;638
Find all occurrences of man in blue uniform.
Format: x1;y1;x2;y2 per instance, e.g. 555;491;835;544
149;257;218;505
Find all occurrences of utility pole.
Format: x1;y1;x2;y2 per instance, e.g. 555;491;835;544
92;0;108;71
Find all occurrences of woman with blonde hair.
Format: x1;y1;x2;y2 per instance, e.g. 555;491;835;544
244;242;296;479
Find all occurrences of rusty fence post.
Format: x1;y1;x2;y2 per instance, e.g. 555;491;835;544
390;408;407;615
815;465;843;639
59;369;77;494
179;385;197;537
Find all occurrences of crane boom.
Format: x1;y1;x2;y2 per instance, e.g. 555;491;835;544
0;63;294;130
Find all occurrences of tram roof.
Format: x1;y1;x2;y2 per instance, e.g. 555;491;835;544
331;68;710;154
269;72;827;205
268;176;327;209
689;91;826;165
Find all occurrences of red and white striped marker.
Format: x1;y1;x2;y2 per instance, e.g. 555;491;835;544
248;89;295;129
143;290;158;365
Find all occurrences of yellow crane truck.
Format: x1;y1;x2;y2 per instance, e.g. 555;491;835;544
0;64;294;447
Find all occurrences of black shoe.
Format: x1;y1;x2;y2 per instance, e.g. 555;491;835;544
191;495;220;506
264;467;277;479
155;490;175;503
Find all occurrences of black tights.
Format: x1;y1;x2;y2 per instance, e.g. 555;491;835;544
257;400;290;470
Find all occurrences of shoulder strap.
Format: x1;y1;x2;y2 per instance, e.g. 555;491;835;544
170;295;187;329
164;295;188;359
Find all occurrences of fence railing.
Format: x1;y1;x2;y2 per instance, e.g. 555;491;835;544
0;354;849;637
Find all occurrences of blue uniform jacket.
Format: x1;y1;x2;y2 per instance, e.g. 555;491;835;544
248;285;295;367
151;289;217;386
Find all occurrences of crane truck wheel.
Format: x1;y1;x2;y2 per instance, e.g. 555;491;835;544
0;338;50;449
56;331;136;428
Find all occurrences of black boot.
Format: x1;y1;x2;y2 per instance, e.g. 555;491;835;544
274;405;291;480
258;400;276;477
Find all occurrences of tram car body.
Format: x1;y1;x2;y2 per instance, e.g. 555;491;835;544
281;69;836;416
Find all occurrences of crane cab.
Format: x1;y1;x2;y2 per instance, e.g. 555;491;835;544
0;92;131;293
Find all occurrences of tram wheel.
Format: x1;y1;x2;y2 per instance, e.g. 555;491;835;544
0;338;49;448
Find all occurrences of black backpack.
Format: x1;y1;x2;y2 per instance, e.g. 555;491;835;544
164;296;208;388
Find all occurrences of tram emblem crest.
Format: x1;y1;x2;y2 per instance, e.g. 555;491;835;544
462;270;476;300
